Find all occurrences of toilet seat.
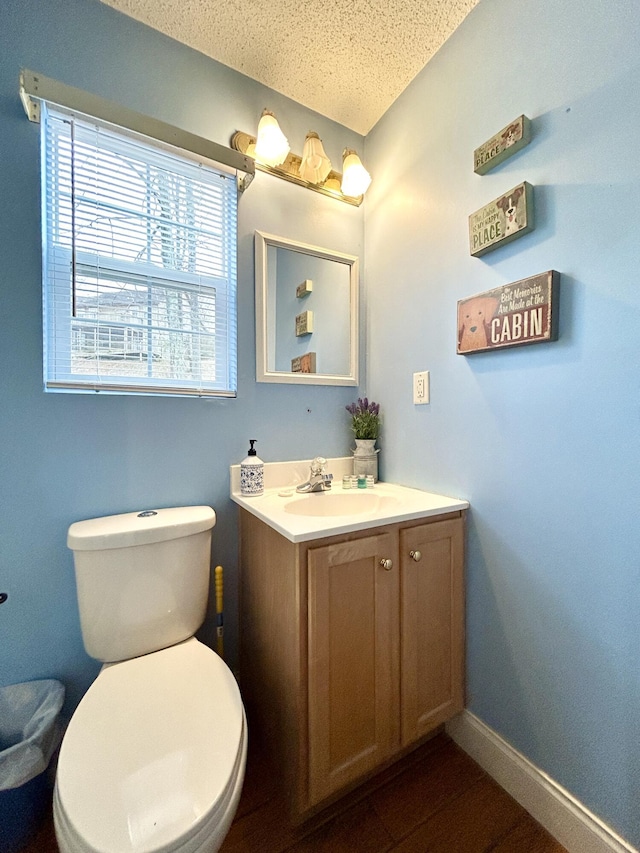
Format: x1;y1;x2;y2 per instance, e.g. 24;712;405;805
55;638;245;853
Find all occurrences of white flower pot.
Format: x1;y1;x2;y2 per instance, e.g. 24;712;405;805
352;439;380;481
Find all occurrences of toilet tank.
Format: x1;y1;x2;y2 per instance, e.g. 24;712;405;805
67;506;216;663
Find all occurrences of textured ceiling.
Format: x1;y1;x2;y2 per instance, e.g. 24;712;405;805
100;0;480;134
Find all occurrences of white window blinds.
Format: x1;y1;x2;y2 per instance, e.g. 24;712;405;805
42;105;238;396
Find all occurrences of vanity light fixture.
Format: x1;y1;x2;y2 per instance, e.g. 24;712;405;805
254;110;290;167
341;149;372;197
230;114;371;206
299;132;332;184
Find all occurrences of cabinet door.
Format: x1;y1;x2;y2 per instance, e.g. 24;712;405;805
400;518;464;746
307;531;400;806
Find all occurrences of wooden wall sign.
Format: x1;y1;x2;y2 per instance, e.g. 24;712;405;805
291;352;317;373
474;115;531;175
296;279;313;297
457;271;559;355
295;310;313;336
469;182;534;257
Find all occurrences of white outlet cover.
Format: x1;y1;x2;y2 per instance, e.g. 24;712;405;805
413;370;430;404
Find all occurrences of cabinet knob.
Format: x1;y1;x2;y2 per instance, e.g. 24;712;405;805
380;558;393;571
409;550;422;562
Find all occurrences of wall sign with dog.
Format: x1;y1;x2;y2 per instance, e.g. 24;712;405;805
469;181;534;257
291;352;317;373
295;310;313;336
457;271;559;355
474;115;531;175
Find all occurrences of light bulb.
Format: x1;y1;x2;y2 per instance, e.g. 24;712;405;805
341;149;372;197
254;111;290;167
299;132;332;184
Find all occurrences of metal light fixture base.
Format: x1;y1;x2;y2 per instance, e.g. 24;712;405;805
231;131;363;207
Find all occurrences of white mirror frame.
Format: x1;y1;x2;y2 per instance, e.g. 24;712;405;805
255;231;359;385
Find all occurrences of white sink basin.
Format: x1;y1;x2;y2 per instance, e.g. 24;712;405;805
284;491;401;517
230;460;469;542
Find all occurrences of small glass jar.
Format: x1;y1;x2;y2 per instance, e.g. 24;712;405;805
366;475;374;488
357;475;367;489
342;474;352;489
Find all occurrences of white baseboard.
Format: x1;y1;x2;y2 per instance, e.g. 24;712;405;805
446;711;637;853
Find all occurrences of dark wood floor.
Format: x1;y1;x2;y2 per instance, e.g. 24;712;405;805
23;731;567;853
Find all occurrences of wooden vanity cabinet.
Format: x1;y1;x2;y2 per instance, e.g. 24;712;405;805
239;509;465;821
399;519;465;745
307;529;400;805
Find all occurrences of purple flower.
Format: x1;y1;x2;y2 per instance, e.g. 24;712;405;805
345;398;382;439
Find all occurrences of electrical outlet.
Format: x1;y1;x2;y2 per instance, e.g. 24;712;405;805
413;371;430;405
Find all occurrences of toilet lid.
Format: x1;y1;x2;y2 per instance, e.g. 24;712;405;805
56;638;244;853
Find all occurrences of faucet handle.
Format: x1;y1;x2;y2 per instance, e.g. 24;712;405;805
310;456;327;474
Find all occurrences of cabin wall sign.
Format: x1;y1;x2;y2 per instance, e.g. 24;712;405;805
457;271;559;354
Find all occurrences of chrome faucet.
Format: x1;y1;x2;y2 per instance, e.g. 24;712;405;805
296;457;333;493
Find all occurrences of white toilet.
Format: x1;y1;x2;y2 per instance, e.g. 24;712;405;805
54;506;247;853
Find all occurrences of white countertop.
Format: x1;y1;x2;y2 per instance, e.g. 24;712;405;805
230;458;468;542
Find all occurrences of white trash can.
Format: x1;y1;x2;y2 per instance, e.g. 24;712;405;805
0;679;65;852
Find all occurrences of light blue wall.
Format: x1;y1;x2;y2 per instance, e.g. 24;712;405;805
0;0;365;711
364;0;640;845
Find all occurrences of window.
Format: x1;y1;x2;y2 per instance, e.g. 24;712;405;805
42;106;238;396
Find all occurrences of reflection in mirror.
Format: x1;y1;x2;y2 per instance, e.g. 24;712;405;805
255;232;359;385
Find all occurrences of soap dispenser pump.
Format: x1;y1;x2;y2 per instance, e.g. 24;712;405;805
240;440;264;496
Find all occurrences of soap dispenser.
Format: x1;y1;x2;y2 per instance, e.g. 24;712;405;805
240;440;264;496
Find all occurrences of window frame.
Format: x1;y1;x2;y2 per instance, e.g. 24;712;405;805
20;69;253;398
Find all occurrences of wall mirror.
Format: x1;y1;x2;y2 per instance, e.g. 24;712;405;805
255;231;359;385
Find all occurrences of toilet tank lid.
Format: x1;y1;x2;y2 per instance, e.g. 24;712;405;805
67;506;216;551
